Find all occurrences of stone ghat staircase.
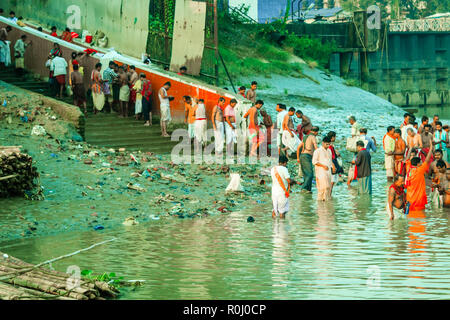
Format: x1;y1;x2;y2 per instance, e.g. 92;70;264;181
0;67;178;153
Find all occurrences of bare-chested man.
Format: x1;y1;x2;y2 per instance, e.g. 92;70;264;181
406;128;422;150
118;66;130;117
431;160;450;207
243;100;264;157
246;81;257;104
430;149;449;180
393;128;406;176
388;175;406;220
418;115;429;134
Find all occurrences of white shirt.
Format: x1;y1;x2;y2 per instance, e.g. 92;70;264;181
312;146;333;168
276;110;288;133
51;56;68;76
271;165;290;198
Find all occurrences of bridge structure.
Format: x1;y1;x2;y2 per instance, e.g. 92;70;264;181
288;12;450;113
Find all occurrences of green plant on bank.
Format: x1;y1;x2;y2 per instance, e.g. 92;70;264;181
81;270;124;289
345;78;360;87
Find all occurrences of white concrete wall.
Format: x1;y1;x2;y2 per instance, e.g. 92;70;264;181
229;0;258;22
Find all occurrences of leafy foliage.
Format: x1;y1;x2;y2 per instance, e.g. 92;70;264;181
81;270;124;289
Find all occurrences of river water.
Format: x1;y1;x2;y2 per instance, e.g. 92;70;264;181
1;71;449;299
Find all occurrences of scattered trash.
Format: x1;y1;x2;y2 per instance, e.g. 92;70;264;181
122;217;139;226
150;215;160;220
84;159;93;165
93;225;104;231
247;216;255;223
127;183;146;192
130;153;139;164
217;206;228;213
31;125;46;136
226;173;244;192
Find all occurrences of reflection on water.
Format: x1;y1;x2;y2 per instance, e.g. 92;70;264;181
0;170;449;300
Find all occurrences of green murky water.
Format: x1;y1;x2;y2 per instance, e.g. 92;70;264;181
1;77;450;299
1;167;449;299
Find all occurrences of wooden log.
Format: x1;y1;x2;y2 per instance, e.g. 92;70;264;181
0;175;17;181
0;251;119;300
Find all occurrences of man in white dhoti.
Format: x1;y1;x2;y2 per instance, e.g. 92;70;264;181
159;82;173;137
212;97;226;155
312;136;335;201
224;99;237;151
271;155;291;219
194;99;207;147
383;126;396;181
281;107;300;155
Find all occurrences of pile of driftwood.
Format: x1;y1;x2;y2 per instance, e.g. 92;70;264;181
0;146;39;198
0;251;119;300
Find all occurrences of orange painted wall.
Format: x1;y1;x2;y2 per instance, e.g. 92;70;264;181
1;20;247;123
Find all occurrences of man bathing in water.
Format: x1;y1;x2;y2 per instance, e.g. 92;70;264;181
271;155;291;219
393;128;407;176
388;175;406;220
431;160;450;208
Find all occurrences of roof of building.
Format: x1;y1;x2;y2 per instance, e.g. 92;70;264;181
425;12;450;19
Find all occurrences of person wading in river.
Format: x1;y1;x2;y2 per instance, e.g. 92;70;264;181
418;116;429;134
312;135;334;201
405;147;433;212
420;124;434;166
433;121;448;161
393;129;407;176
387;175;406;220
327;131;343;195
271;155;291;219
383;126;396;181
352;140;372;195
299;126;319;193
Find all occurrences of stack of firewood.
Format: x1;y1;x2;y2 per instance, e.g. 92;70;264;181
0;146;39;198
0;252;119;300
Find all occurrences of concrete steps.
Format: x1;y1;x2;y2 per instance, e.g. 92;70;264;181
0;67;177;153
